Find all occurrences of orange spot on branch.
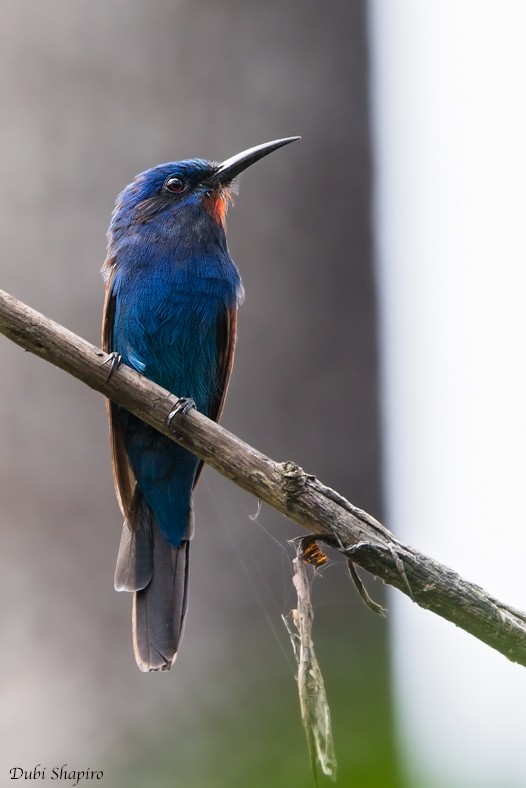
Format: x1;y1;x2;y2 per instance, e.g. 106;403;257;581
301;539;328;568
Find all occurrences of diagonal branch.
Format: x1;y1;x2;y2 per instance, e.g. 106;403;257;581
1;287;525;666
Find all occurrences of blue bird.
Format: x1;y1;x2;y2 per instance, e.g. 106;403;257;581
101;137;299;671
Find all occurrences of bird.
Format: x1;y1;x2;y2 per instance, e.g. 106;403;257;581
101;136;300;671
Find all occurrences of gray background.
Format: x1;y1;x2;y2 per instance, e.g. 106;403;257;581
0;3;400;786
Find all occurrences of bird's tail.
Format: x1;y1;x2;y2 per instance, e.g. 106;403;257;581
114;494;191;672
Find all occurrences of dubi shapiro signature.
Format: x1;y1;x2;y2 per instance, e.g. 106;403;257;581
9;765;103;786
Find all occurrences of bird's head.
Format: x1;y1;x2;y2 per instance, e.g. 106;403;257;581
109;137;300;244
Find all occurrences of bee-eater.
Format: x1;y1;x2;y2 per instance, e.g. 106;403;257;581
101;137;299;671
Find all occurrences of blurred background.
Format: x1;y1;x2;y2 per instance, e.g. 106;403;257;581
0;2;525;787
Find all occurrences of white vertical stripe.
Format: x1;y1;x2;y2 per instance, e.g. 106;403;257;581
369;2;526;786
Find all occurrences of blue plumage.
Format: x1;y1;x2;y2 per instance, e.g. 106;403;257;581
111;253;241;546
102;137;298;671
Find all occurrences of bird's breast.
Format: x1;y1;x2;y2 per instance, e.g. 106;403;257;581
111;254;239;411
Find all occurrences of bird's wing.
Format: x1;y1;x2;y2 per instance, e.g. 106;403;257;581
192;305;238;489
211;304;238;422
102;268;136;520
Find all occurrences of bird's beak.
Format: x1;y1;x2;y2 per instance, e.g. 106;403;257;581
208;136;301;186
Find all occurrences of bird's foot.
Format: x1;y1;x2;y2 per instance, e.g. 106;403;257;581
100;352;122;382
167;397;196;426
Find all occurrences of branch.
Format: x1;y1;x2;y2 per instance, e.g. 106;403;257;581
1;287;525;666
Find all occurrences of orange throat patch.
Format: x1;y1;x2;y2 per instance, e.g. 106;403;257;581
204;187;233;227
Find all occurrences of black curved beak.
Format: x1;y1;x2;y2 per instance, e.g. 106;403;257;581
209;136;301;186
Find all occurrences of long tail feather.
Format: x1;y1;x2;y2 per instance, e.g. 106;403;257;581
132;514;191;672
113;487;192;672
114;495;153;592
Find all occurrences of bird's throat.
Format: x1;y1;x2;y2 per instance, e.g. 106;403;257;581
203;187;232;228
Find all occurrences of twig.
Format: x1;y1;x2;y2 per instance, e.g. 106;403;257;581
1;287;526;666
283;541;337;784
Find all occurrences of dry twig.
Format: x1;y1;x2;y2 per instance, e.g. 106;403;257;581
283;539;337;784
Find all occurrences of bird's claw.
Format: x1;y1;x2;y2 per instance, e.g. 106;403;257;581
167;397;196;426
101;352;122;382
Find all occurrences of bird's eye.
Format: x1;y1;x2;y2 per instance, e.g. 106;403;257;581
164;176;185;193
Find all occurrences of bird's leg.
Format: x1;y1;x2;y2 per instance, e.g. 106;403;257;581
167;397;196;426
100;352;122;382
